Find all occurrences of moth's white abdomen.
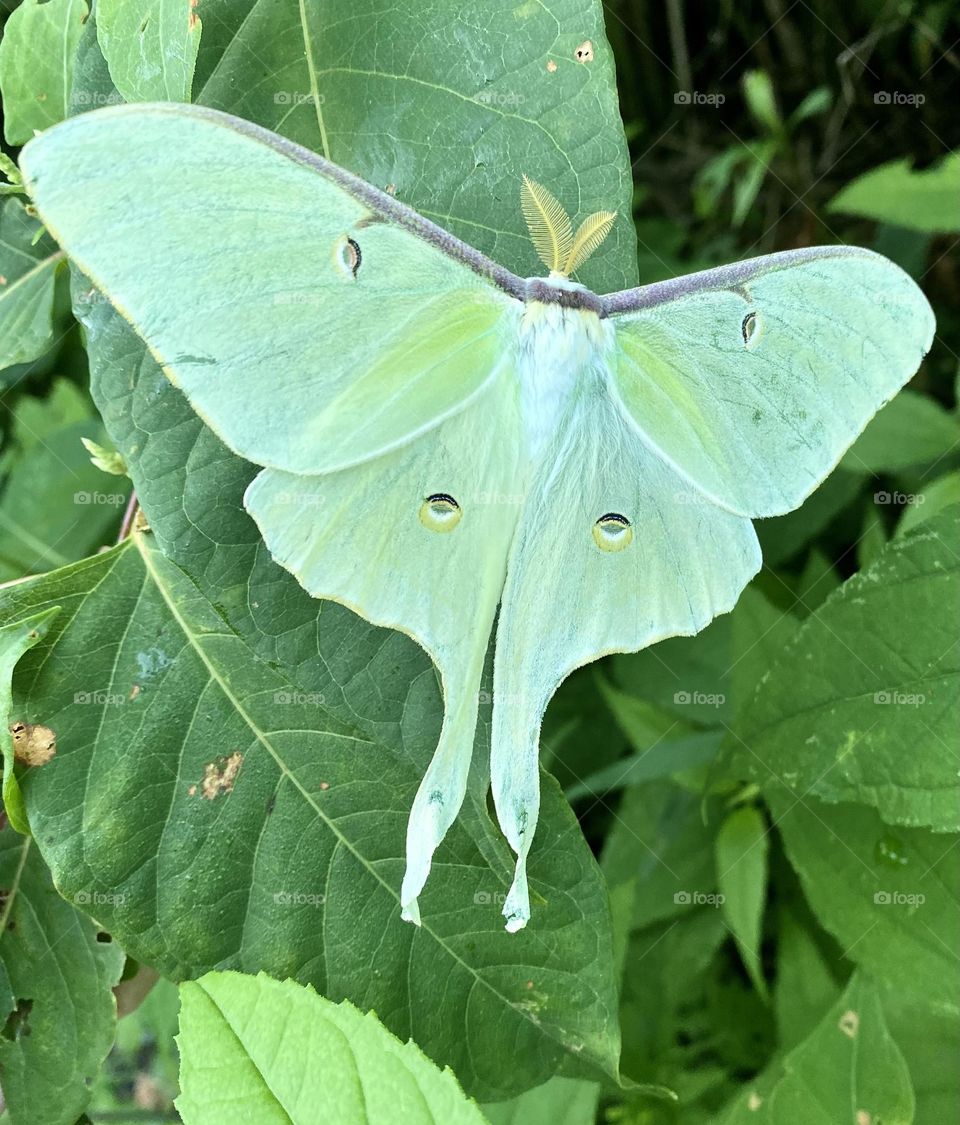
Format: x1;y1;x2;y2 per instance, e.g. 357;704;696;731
517;299;613;461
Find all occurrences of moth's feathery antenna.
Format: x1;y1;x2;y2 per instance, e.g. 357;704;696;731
520;174;617;277
520;175;572;274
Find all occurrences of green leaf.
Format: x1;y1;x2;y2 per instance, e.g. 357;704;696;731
0;416;130;581
756;468;865;566
0;607;60;832
0;830;125;1125
602;779;720;930
773;904;842;1052
482;1075;600;1125
0;0;89;145
741;70;780;133
882;989;960;1124
176;970;488;1124
8;2;637;1097
842;391;960;474
771;793;960;1010
720;971;914;1124
715;805;769;1000
829;151;960;232
610;614;733;725
0;197;64;372
897;480;960;536
735;509;960;832
97;0;201;104
189;0;638;295
4;529;619;1100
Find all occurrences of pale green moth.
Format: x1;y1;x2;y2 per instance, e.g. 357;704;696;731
20;104;935;932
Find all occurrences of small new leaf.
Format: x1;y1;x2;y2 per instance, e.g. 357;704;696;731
520;175;573;273
81;437;128;477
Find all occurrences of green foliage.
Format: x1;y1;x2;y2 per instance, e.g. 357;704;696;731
0;0;87;145
0;0;957;1121
830;153;960;232
0;829;125;1124
176;970;488;1123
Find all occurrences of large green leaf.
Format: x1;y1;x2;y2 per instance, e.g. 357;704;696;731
842;390;960;474
189;0;637;294
97;0;201;103
720;971;914;1124
736;510;960;832
829;151;960;233
482;1075;600;1125
176;970;488;1123
771;793;960;1010
0;830;125;1125
0;0;88;145
6;0;637;1098
0;198;64;372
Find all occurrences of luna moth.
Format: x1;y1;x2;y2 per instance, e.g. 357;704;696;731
20;104;934;932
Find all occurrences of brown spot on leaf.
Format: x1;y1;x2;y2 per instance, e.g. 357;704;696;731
133;507;151;533
319;781;330;791
187;784;197;797
574;40;594;63
200;751;243;799
385;184;397;195
546;59;557;73
747;1091;763;1111
838;1008;859;1038
129;684;140;701
9;721;56;766
856;1112;872;1125
0;275;7;285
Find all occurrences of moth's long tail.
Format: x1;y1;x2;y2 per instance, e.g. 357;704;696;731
400;679;482;925
489;656;552;933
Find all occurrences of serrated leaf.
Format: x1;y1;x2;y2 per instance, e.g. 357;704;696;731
0;0;89;145
0;829;125;1125
175;970;488;1124
735;509;960;832
771;792;960;1010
